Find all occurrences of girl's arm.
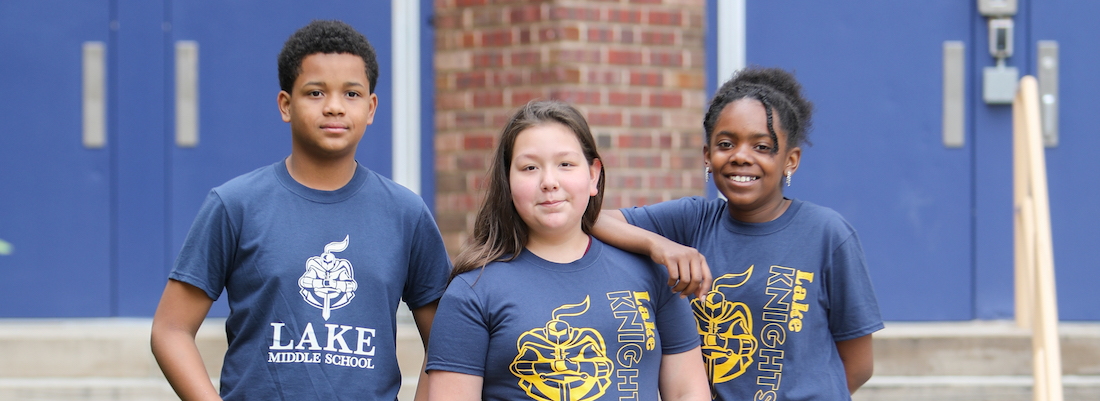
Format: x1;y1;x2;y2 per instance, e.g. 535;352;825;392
150;279;221;401
836;334;875;394
592;210;712;298
658;346;711;401
426;371;482;401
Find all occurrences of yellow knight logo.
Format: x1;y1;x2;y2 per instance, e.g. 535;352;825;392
510;296;614;401
691;265;757;397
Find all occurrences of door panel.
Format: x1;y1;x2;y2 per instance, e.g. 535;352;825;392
168;2;394;316
743;1;1099;321
113;0;169;316
1030;1;1100;320
0;1;112;317
746;1;975;320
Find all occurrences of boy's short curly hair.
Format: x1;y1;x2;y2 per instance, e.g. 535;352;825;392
277;20;379;94
704;67;814;152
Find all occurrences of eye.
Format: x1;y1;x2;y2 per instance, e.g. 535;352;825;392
716;140;733;149
307;90;323;97
754;143;773;152
521;165;537;171
346;91;361;98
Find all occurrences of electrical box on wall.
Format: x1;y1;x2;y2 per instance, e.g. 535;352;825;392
978;0;1017;104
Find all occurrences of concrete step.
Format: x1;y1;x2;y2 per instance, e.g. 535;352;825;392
0;318;225;379
2;319;1098;400
853;321;1100;401
0;378;177;401
872;321;1100;376
0;317;423;401
853;375;1100;401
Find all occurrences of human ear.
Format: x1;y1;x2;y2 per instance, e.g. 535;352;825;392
278;91;292;123
363;93;379;125
702;144;711;167
785;146;802;175
589;158;602;196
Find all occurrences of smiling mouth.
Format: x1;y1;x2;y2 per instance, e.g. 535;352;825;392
728;175;758;183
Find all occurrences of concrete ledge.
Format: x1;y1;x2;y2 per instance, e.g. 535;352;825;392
2;319;1096;401
0;318;226;378
874;321;1100;376
853;375;1100;401
0;378;177;401
0;318;423;400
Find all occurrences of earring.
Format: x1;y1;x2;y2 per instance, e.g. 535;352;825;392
705;166;711;183
785;171;792;187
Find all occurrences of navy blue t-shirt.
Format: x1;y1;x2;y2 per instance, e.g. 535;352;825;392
622;197;883;401
170;160;452;400
426;238;699;401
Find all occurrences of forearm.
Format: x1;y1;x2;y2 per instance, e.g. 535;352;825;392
411;301;439;401
836;334;875;394
594;210;712;298
151;325;220;401
151;279;220;401
591;210;659;254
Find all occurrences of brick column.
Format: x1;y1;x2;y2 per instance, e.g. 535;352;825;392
434;0;707;255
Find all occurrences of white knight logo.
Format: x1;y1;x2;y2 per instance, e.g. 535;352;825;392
298;235;358;320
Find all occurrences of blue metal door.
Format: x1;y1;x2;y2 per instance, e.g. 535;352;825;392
167;2;394;316
1028;2;1100;320
0;1;113;317
737;1;1100;321
742;2;975;320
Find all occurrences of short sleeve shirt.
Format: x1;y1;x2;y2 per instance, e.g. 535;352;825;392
170;160;452;400
622;197;883;401
426;238;699;401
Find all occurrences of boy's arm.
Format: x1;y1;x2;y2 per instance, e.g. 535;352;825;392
657;347;711;401
150;279;221;401
410;301;439;401
592;210;711;298
836;333;875;394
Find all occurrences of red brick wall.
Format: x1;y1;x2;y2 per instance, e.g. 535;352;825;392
434;0;707;255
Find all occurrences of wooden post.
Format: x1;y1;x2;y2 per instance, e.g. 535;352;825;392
1012;82;1033;330
1014;76;1063;401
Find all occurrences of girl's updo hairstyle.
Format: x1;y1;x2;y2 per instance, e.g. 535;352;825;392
703;67;814;152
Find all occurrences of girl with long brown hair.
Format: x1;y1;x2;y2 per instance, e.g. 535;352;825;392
425;100;709;401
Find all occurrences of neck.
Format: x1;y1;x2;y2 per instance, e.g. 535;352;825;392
285;153;357;191
728;197;791;223
524;227;590;264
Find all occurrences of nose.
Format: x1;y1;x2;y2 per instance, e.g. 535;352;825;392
729;144;753;165
323;95;345;116
540;170;559;191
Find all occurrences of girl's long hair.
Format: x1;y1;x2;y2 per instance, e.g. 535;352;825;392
451;100;605;280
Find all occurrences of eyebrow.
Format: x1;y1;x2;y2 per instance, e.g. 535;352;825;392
301;81;366;89
716;130;769;139
513;150;585;160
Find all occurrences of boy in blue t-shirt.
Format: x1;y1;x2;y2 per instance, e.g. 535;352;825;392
150;20;451;401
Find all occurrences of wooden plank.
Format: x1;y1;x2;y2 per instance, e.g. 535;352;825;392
1016;76;1064;401
1013;83;1032;330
